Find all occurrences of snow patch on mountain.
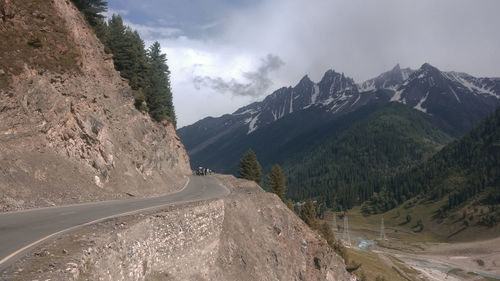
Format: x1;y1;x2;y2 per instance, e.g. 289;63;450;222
272;111;277;121
247;113;260;134
311;84;319;104
358;80;376;92
445;72;500;99
330;99;350;114
352;93;361;106
235;108;259;116
391;88;404;102
402;70;411;81
449;86;461;103
414;92;429;113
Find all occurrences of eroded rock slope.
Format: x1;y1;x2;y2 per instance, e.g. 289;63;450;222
0;0;191;211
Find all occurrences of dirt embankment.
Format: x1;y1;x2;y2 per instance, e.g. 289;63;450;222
3;176;355;281
0;0;191;212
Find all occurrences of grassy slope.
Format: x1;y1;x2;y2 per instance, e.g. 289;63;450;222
346;247;421;281
359;106;500;241
348;195;500;244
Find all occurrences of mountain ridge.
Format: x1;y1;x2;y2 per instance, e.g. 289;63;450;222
181;63;500;137
179;63;500;175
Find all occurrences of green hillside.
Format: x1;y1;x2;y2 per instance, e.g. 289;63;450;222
284;103;452;209
364;106;500;226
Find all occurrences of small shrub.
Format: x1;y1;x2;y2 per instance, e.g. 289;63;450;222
28;33;43;48
406;214;412;223
346;260;361;273
475;259;485;266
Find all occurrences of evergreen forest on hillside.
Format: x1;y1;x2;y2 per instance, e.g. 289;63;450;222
363;107;500;225
71;0;176;126
283;103;451;210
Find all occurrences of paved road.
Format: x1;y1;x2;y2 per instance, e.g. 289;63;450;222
0;175;228;272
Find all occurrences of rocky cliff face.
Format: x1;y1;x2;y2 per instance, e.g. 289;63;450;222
4;176;354;281
0;0;191;211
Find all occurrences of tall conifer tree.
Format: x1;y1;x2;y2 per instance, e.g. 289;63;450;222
71;0;107;26
146;41;175;125
238;149;262;185
267;164;287;201
301;199;318;228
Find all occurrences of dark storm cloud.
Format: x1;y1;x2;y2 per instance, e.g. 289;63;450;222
193;54;284;97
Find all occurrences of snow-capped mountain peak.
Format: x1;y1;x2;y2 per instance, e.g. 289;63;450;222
183;64;500;138
358;64;415;93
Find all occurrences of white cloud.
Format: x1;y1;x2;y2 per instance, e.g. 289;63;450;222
148;36;275;127
192;54;284;97
124;21;182;39
101;7;129;20
113;0;500;127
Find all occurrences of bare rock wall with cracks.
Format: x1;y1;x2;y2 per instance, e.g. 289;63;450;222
0;0;191;211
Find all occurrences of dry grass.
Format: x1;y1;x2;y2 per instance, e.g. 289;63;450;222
347;248;416;281
0;0;80;88
345;194;500;244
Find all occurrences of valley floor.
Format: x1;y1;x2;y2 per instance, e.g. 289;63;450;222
334;213;500;281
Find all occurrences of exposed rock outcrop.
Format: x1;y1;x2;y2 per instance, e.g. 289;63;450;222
0;0;191;211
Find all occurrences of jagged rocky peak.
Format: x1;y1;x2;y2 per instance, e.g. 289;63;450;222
412;62;440;77
359;64;415;92
297;74;313;85
317;69;357;99
319;69;353;85
387;64;405;81
420;62;439;71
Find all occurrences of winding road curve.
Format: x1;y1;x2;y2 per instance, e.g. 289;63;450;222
0;175;229;272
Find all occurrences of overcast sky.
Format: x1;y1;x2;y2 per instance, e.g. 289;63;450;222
105;0;500;128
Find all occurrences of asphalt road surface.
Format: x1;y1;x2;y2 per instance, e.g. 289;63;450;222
0;175;229;272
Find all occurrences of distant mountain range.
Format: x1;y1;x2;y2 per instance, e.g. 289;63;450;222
179;63;500;177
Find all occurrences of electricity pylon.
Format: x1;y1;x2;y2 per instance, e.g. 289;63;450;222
343;215;351;246
380;217;387;240
332;213;338;232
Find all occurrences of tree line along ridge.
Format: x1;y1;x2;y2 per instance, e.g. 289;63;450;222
71;0;176;126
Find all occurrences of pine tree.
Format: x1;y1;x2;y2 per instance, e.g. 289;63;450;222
267;164;287;201
106;15;148;89
238;149;262;185
301;199;318;228
146;41;175;125
71;0;107;27
319;222;336;248
286;199;295;212
70;0;108;41
107;15;132;75
71;4;177;125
